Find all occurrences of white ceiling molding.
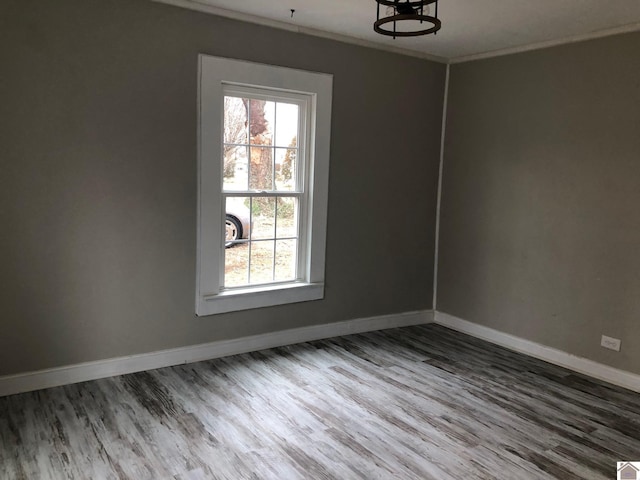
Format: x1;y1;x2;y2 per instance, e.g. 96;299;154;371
288;23;448;64
153;0;640;65
152;0;448;63
153;0;300;33
451;21;640;64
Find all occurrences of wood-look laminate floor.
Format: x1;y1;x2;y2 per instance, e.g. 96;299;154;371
1;324;639;479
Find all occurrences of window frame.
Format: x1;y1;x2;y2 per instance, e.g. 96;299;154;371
196;55;332;316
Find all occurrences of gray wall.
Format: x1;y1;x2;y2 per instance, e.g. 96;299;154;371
0;0;445;376
439;32;640;374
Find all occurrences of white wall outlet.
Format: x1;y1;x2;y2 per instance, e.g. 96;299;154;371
601;335;621;352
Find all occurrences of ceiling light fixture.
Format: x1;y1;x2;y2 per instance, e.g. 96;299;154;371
374;0;441;38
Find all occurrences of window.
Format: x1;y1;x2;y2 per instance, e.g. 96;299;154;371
222;87;305;287
196;55;332;315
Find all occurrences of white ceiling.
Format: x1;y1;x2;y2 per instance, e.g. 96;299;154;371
162;0;640;62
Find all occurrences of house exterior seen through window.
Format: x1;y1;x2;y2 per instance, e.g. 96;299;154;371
196;55;333;316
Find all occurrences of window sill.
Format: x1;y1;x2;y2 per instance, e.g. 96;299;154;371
196;282;324;316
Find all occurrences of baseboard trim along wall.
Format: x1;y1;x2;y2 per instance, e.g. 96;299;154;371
5;309;637;397
434;311;640;394
0;310;433;397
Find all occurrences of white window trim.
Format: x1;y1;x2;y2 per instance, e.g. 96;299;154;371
196;55;333;316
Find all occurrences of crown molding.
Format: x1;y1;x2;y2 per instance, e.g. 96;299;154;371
151;0;448;64
152;1;640;67
451;21;640;64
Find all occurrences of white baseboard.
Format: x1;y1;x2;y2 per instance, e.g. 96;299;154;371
0;310;433;397
434;311;640;394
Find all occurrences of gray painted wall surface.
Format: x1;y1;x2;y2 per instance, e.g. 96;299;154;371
0;0;445;376
439;32;640;374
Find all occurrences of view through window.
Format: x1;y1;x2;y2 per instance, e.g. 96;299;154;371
222;89;305;288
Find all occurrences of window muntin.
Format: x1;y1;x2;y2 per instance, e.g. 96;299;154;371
222;87;308;289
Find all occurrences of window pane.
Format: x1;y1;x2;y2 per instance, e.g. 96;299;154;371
276;197;297;239
275;240;297;281
275;148;297;191
225;197;250;244
223;145;248;191
275;103;298;147
223;96;247;145
249;99;274;146
224;243;249;288
251;197;275;240
249;147;273;190
250;240;275;285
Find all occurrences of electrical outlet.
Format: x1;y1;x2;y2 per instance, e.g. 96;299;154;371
601;335;621;352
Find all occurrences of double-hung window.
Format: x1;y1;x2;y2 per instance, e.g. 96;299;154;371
196;55;332;315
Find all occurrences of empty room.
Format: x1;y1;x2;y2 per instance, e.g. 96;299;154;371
1;0;639;478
